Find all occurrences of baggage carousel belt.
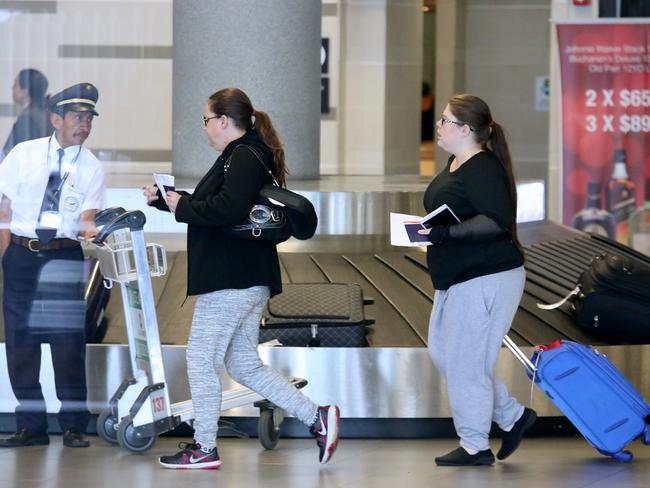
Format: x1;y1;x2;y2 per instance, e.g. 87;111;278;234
1;222;648;347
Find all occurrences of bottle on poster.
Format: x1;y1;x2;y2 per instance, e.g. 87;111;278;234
605;148;636;243
571;181;617;239
629;179;650;256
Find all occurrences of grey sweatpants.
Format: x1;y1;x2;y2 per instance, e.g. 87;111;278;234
428;266;526;452
187;286;318;450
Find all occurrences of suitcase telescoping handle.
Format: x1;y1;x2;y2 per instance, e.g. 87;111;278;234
502;335;536;375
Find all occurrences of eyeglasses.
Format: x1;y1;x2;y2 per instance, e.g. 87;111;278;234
203;115;220;127
438;115;476;132
438;115;465;127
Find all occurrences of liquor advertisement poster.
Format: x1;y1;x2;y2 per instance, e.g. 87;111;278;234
557;22;650;246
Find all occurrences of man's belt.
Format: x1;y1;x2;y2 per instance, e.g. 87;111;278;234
11;234;81;252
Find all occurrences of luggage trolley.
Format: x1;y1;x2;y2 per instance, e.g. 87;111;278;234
92;208;306;453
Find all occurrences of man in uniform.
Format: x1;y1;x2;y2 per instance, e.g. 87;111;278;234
0;83;105;448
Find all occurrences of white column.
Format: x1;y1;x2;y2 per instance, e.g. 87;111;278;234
339;0;422;175
172;0;322;179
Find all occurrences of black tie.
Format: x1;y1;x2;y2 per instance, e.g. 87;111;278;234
36;148;64;244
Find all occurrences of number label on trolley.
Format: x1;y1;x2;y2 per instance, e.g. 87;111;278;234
150;390;167;420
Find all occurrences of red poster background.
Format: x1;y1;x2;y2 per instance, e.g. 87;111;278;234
557;23;650;241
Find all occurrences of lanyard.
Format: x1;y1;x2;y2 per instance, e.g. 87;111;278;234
45;135;82;202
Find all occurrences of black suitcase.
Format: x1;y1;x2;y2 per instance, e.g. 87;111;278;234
572;253;650;343
28;257;111;343
537;251;650;343
259;283;373;347
83;257;111;343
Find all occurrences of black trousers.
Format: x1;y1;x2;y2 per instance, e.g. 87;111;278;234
2;242;89;434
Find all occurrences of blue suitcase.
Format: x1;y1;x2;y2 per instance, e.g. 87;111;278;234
504;337;650;462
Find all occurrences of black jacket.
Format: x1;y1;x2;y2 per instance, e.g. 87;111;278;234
153;130;282;297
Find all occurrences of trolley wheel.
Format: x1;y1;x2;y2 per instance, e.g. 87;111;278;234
96;409;119;445
116;415;157;453
258;409;281;450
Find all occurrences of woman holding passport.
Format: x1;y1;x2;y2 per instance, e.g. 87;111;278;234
420;94;536;466
142;88;339;469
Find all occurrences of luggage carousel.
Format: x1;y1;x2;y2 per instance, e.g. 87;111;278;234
98;221;649;349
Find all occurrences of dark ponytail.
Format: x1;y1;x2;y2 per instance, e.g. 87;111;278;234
208;88;288;187
487;121;521;252
18;69;48;109
448;94;522;253
252;110;287;187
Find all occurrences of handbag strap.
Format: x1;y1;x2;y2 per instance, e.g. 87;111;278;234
225;144;280;187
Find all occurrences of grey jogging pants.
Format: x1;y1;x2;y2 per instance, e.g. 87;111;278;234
187;286;318;450
428;266;526;452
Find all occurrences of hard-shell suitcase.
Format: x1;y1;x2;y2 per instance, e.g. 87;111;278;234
504;336;650;461
259;283;373;347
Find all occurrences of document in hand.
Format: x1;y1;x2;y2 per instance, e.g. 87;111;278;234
421;204;460;228
390;212;431;247
153;173;175;205
403;221;430;244
390;206;460;247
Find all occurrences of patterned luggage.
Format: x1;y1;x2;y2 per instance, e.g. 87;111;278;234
259;283;373;347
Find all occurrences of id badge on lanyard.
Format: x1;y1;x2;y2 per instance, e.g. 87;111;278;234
39;210;63;229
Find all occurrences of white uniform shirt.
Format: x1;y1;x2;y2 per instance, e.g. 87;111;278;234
0;135;106;239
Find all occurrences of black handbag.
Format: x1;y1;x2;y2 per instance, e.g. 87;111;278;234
222;145;317;243
538;252;650;343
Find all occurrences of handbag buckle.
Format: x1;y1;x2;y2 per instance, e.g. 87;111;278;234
250;205;273;224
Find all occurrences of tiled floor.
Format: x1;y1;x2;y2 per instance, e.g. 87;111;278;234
2;436;650;488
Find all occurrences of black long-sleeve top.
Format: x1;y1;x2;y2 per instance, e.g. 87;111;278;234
152;130;281;297
423;150;524;290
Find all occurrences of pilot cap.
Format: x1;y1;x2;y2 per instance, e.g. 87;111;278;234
49;82;99;116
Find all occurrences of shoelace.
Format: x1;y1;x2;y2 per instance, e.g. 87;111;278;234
178;441;215;457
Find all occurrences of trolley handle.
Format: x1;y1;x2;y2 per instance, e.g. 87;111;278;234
95;206;127;226
93;210;147;244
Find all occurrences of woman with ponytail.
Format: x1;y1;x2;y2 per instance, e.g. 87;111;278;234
144;88;339;470
420;94;535;466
